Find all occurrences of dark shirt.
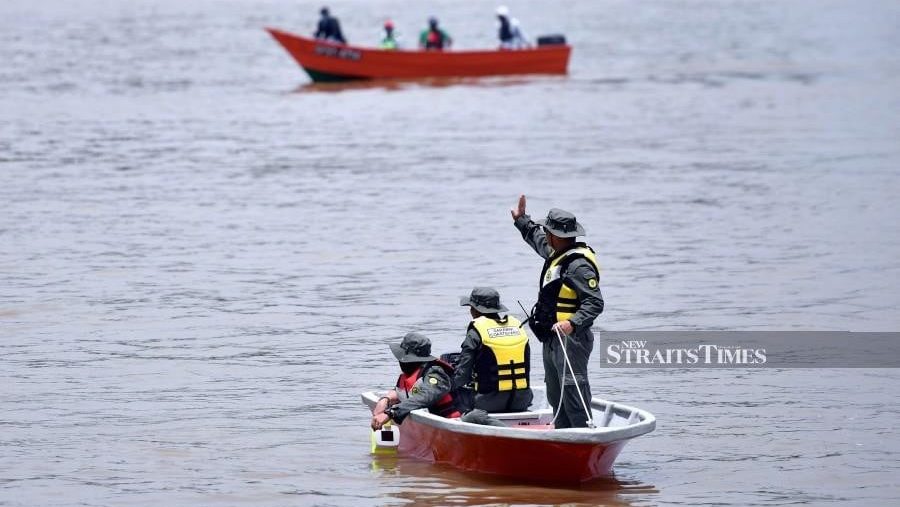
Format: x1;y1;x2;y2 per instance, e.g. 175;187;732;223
391;363;452;423
452;324;486;390
514;213;604;333
419;28;450;50
498;16;513;42
315;15;346;43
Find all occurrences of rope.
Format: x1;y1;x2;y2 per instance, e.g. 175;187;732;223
549;327;594;428
548;350;564;426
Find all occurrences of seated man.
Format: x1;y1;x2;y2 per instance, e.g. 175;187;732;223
371;332;461;430
380;20;399;50
419;16;452;51
453;287;534;413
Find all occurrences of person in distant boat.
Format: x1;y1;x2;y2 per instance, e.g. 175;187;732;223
511;195;604;429
314;6;346;44
371;332;461;430
380;20;399;50
453;287;534;413
419;16;452;51
496;5;529;49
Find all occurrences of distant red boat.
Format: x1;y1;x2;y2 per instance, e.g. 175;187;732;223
361;389;655;484
265;28;571;82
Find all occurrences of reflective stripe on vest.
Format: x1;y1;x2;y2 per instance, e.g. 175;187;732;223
471;316;530;393
538;244;600;323
395;362;460;418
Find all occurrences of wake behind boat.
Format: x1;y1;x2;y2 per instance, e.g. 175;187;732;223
361;388;655;484
265;28;571;82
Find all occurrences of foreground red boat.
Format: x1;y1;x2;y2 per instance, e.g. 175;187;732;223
266;28;571;82
361;388;655;484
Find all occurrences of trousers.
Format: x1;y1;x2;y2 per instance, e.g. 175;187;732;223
543;330;593;428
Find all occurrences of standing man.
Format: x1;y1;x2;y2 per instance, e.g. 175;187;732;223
314;7;346;44
510;195;604;428
453;287;533;413
496;6;529;49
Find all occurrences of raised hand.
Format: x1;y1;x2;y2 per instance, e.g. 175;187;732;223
510;194;527;220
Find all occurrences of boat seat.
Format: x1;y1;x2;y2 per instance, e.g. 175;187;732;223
599;403;615;427
627;410;641;424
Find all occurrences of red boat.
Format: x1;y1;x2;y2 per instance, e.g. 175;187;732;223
361;389;655;484
266;28;571;82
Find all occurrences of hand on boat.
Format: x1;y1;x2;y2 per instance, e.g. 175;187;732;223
552;320;574;336
510;194;527;220
371;412;391;430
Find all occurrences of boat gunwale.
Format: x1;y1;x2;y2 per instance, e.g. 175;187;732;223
361;390;656;444
265;27;572;59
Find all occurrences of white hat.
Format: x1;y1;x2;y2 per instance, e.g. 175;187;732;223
496;5;510;16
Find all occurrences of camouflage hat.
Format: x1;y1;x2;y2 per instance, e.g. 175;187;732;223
390;332;436;363
459;287;508;314
536;208;586;238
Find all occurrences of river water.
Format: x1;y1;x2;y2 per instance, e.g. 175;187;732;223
2;0;899;505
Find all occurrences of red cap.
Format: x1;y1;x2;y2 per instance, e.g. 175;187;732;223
384;20;394;29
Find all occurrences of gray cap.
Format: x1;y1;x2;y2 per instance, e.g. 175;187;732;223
536;208;586;238
459;287;508;314
390;332;436;363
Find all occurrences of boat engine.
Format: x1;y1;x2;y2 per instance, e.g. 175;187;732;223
537;34;567;46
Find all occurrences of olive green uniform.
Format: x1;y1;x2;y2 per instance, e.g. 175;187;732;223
388;363;453;423
514;213;604;428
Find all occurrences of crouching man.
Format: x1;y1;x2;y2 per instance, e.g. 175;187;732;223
371;332;505;429
371;332;461;430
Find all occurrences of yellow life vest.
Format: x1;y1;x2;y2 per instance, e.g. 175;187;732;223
532;244;600;339
471;316;530;393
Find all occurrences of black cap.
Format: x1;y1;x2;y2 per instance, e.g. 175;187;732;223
459;287;508;314
389;332;436;363
536;208;586;238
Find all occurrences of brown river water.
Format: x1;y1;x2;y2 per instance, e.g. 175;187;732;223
2;0;899;505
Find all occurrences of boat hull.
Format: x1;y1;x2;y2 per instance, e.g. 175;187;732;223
362;390;655;484
401;416;627;483
266;28;571;82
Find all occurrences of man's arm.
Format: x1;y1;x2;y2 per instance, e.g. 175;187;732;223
563;260;604;333
390;367;452;423
371;389;399;430
372;389;398;415
511;194;552;259
452;328;481;390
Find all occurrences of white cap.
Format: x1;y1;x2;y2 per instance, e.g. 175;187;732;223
496;5;510;16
